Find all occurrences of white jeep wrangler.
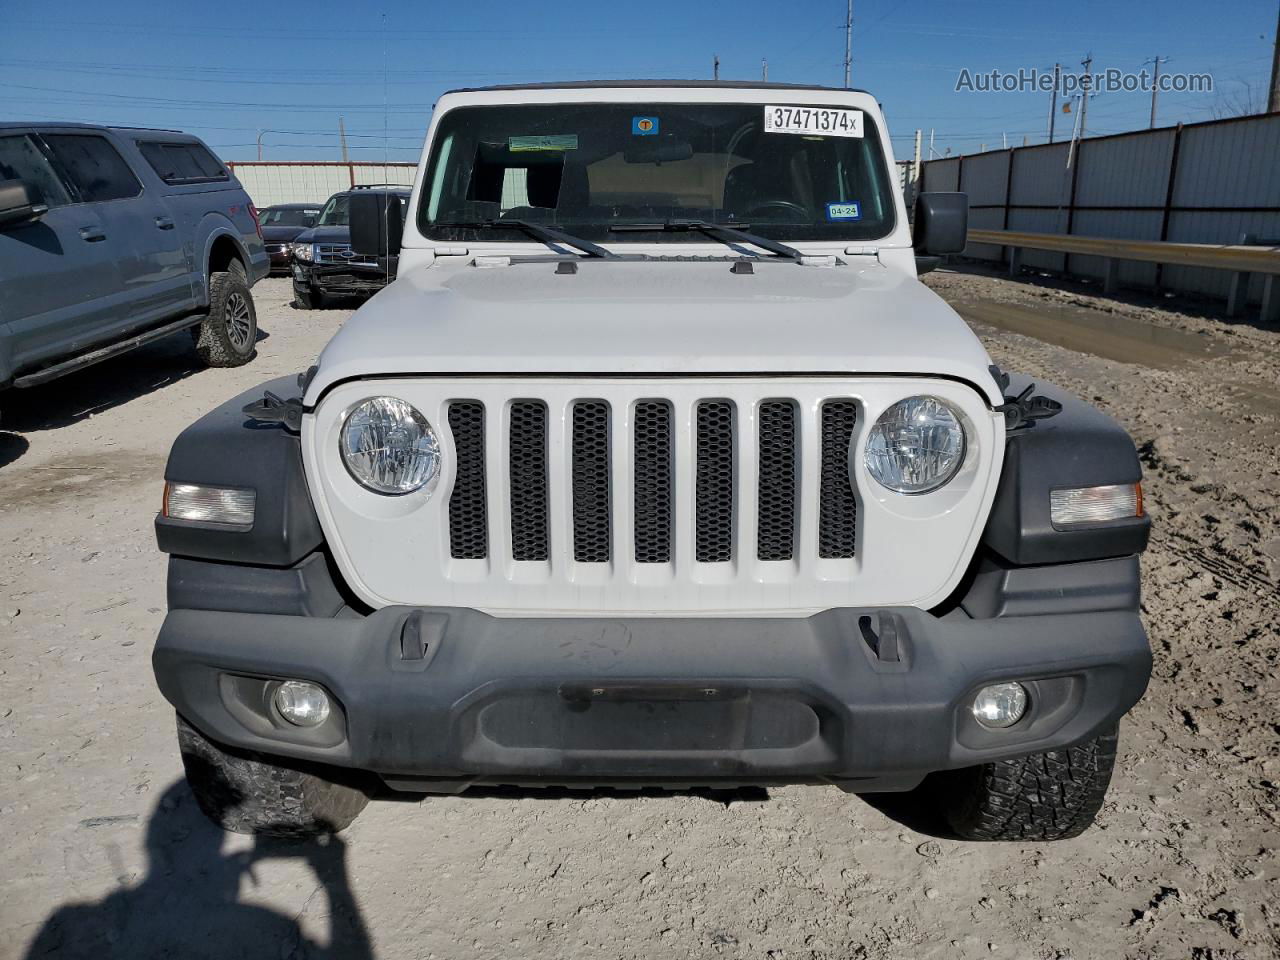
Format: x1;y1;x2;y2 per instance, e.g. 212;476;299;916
154;82;1151;841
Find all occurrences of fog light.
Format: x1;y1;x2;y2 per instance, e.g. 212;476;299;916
273;680;330;727
972;682;1028;729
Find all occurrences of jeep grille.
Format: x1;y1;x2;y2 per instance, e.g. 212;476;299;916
305;377;1002;614
445;394;855;566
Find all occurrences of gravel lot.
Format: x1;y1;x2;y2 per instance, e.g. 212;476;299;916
1;272;1277;960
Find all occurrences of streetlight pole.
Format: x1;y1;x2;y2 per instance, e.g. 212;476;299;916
1048;63;1060;143
1147;56;1169;128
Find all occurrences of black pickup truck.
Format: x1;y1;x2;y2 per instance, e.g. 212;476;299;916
289;185;409;308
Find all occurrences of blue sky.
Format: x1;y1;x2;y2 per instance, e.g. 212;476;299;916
2;0;1275;163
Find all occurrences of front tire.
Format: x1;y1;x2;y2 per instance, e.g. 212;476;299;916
194;263;257;367
176;715;369;837
927;725;1119;841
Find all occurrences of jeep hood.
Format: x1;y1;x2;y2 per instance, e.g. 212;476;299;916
307;258;1001;405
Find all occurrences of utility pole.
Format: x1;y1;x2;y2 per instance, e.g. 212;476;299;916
338;116;350;163
1080;53;1093;140
1269;1;1280;113
1146;57;1169;128
762;58;768;82
928;127;935;159
1048;62;1060;143
843;0;853;88
713;55;720;81
913;128;922;186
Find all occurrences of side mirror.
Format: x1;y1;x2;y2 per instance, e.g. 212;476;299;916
912;192;967;255
0;180;48;230
302;215;317;227
349;192;403;258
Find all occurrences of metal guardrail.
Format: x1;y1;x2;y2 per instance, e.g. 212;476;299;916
966;228;1280;323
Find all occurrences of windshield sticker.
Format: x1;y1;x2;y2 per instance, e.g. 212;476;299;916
764;106;863;138
631;116;660;136
827;202;862;221
508;135;579;152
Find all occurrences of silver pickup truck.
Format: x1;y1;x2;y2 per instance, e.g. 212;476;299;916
0;123;267;394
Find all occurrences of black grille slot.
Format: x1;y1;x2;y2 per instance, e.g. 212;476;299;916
695;400;735;563
633;400;673;563
819;399;858;558
509;400;550;561
757;400;798;561
447;401;488;559
572;401;611;563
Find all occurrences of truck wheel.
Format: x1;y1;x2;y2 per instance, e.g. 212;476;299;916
176;715;369;838
294;285;325;310
194;264;257;367
930;725;1118;841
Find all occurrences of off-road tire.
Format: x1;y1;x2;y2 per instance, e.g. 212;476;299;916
931;725;1119;841
193;262;257;367
176;715;369;838
293;284;324;310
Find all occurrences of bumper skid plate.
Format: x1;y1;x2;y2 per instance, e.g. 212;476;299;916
154;605;1151;793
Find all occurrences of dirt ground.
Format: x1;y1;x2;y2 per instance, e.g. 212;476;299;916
1;271;1277;960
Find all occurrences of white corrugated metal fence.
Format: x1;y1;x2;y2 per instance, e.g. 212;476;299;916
227;162;416;207
920;113;1280;305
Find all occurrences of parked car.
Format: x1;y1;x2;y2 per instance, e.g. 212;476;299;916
289;184;409;308
155;82;1151;841
258;203;321;274
0;123;267;394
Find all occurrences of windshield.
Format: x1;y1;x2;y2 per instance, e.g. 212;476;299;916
419;102;897;244
260;207;320;227
317;195;350;226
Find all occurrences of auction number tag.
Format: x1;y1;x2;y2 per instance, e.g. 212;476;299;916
763;106;863;138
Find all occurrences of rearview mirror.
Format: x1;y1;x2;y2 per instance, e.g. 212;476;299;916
623;139;694;164
349;192;403;258
0;180;48;230
912;192;967;255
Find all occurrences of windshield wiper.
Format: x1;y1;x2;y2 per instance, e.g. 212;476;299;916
608;219;804;261
435;218;616;259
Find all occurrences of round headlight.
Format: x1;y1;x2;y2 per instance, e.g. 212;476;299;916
863;395;966;494
340;397;441;496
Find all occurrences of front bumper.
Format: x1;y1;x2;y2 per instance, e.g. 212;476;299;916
292;262;388;294
154;604;1150;793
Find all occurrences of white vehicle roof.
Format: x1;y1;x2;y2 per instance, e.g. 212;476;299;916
400;82;912;256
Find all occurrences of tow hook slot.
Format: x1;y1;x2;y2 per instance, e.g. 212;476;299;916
859;612;901;663
400;611;429;660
